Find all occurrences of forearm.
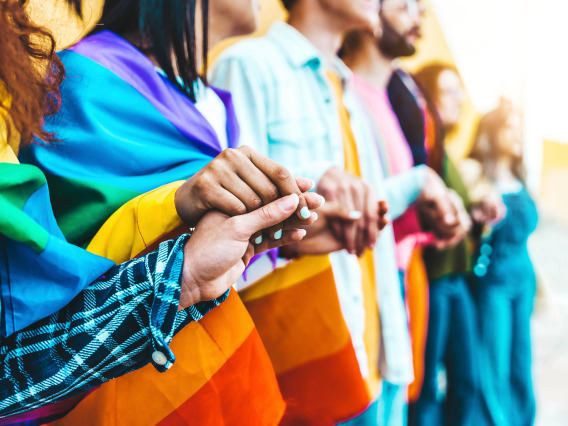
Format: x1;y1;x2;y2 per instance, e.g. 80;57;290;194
383;165;429;219
0;235;227;417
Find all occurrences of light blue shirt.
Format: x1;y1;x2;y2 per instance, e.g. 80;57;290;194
211;21;420;385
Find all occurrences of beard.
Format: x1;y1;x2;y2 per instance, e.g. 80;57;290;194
378;15;417;58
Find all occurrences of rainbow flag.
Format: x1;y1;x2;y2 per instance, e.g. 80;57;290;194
0;163;114;338
21;30;285;425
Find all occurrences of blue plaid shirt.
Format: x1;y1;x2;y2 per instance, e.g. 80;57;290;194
0;234;228;418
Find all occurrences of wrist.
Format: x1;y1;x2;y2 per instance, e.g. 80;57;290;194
175;181;199;227
178;247;203;310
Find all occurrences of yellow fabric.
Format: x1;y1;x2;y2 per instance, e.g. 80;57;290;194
0;92;19;165
87;181;186;262
328;71;381;397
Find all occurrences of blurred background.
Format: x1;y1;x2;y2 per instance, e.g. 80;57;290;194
31;0;568;423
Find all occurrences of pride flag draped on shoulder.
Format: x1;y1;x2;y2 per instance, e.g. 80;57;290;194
22;30;285;426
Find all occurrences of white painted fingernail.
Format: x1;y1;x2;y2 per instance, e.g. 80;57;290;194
349;210;362;220
313;212;319;220
274;229;283;240
309;180;316;190
300;207;311;219
298;229;307;238
254;235;263;245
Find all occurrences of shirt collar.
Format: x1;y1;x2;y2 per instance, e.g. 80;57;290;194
267;21;353;84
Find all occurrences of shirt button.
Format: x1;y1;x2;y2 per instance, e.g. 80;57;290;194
152;350;168;366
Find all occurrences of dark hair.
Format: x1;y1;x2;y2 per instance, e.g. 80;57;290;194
0;0;65;146
95;0;209;102
280;0;298;11
339;30;366;61
413;62;459;176
469;101;526;184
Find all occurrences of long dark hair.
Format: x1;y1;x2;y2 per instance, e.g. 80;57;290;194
95;0;209;102
0;0;65;146
469;101;526;184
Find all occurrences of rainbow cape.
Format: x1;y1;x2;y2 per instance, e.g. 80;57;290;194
21;30;285;425
0;162;114;338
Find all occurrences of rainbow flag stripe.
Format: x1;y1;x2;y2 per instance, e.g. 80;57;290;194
18;30;284;425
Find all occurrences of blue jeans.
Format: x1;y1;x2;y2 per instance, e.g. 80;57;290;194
411;274;479;426
475;279;536;426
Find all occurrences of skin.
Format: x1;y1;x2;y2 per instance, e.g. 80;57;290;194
435;69;466;130
379;0;423;57
434;70;505;227
179;193;309;309
341;15;471;248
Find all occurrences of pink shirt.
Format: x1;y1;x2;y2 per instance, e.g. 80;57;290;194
352;74;432;271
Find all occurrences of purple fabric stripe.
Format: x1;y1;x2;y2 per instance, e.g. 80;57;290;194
68;30;239;153
0;390;93;425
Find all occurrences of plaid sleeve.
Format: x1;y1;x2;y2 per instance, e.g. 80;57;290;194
0;234;228;418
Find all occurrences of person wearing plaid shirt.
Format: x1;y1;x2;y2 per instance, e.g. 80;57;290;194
0;235;227;417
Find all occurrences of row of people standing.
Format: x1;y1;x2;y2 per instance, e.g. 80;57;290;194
0;0;538;425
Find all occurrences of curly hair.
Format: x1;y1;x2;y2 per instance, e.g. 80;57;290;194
0;0;65;146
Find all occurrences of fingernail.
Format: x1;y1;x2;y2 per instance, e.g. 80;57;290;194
309;180;316;190
319;195;326;206
300;206;311;219
278;193;299;212
254;235;263;245
349;210;362;220
313;212;319;220
274;229;283;240
298;229;307;238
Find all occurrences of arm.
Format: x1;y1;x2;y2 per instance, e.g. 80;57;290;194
0;235;223;417
383;165;428;220
1;192;310;417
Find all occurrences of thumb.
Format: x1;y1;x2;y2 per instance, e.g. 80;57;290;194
236;193;300;236
319;200;361;221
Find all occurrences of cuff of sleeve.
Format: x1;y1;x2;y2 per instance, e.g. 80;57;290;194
148;234;230;372
384;165;428;219
148;234;190;372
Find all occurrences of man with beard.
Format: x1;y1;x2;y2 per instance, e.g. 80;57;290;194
340;2;476;425
343;1;504;424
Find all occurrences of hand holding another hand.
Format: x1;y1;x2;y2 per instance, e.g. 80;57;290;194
178;193;313;310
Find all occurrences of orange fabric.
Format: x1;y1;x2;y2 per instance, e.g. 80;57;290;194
241;254;373;424
50;291;284;426
328;71;381;394
278;340;371;426
243;261;350;374
406;247;430;402
157;329;285;426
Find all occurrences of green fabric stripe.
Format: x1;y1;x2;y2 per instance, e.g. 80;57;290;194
0;163;49;252
45;174;141;248
423;155;473;282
